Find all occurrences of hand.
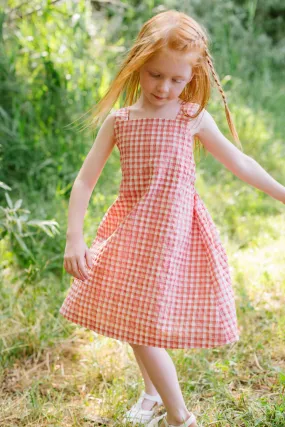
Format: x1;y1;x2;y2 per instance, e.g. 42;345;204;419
63;234;93;281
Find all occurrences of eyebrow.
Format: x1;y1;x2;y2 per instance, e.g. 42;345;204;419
150;68;186;79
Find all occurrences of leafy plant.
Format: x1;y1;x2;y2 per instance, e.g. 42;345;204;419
0;181;60;262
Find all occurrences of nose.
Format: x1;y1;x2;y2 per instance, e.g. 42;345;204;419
157;80;169;93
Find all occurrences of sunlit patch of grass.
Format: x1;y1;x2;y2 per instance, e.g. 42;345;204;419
0;329;138;426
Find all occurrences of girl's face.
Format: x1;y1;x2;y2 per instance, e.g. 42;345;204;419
139;48;194;106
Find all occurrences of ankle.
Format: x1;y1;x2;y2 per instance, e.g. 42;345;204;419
166;409;192;426
140;389;161;411
145;388;159;396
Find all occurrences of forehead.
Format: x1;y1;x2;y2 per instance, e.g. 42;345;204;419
143;49;194;77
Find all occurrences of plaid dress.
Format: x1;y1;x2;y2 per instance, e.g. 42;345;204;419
59;100;240;349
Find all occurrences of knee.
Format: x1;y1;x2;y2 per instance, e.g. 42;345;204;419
129;342;151;350
128;342;141;349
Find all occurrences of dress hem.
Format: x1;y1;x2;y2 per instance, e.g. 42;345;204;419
59;311;240;350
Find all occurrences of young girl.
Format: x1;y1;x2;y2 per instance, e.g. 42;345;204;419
59;9;285;427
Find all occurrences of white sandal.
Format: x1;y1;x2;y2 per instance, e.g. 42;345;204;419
122;390;164;425
147;411;197;427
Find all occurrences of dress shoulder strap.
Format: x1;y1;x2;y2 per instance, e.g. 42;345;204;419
113;106;129;122
182;102;206;135
112;107;128;148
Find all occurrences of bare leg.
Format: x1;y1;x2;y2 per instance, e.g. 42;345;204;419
129;343;196;426
131;346;160;410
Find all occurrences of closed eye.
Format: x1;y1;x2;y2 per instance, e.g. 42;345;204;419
149;72;183;84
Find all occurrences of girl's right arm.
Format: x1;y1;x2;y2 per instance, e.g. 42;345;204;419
63;113;116;281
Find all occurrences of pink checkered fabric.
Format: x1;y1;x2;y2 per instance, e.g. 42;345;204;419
59;100;240;348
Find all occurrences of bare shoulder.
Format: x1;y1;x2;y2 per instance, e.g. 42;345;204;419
91;111;117;153
193;108;246;173
196;109;219;133
101;111;116;130
99;111;117;138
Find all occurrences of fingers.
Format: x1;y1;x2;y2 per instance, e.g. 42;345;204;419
77;258;89;281
63;259;72;276
63;257;89;281
70;258;79;279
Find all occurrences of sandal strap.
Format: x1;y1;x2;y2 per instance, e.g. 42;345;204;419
142;391;162;403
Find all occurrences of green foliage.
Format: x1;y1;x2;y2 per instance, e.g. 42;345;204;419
0;181;60;266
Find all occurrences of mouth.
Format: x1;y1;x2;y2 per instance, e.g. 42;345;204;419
153;94;166;100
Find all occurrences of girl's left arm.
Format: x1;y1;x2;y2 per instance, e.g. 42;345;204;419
196;111;285;204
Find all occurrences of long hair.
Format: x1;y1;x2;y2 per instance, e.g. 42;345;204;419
75;10;242;153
